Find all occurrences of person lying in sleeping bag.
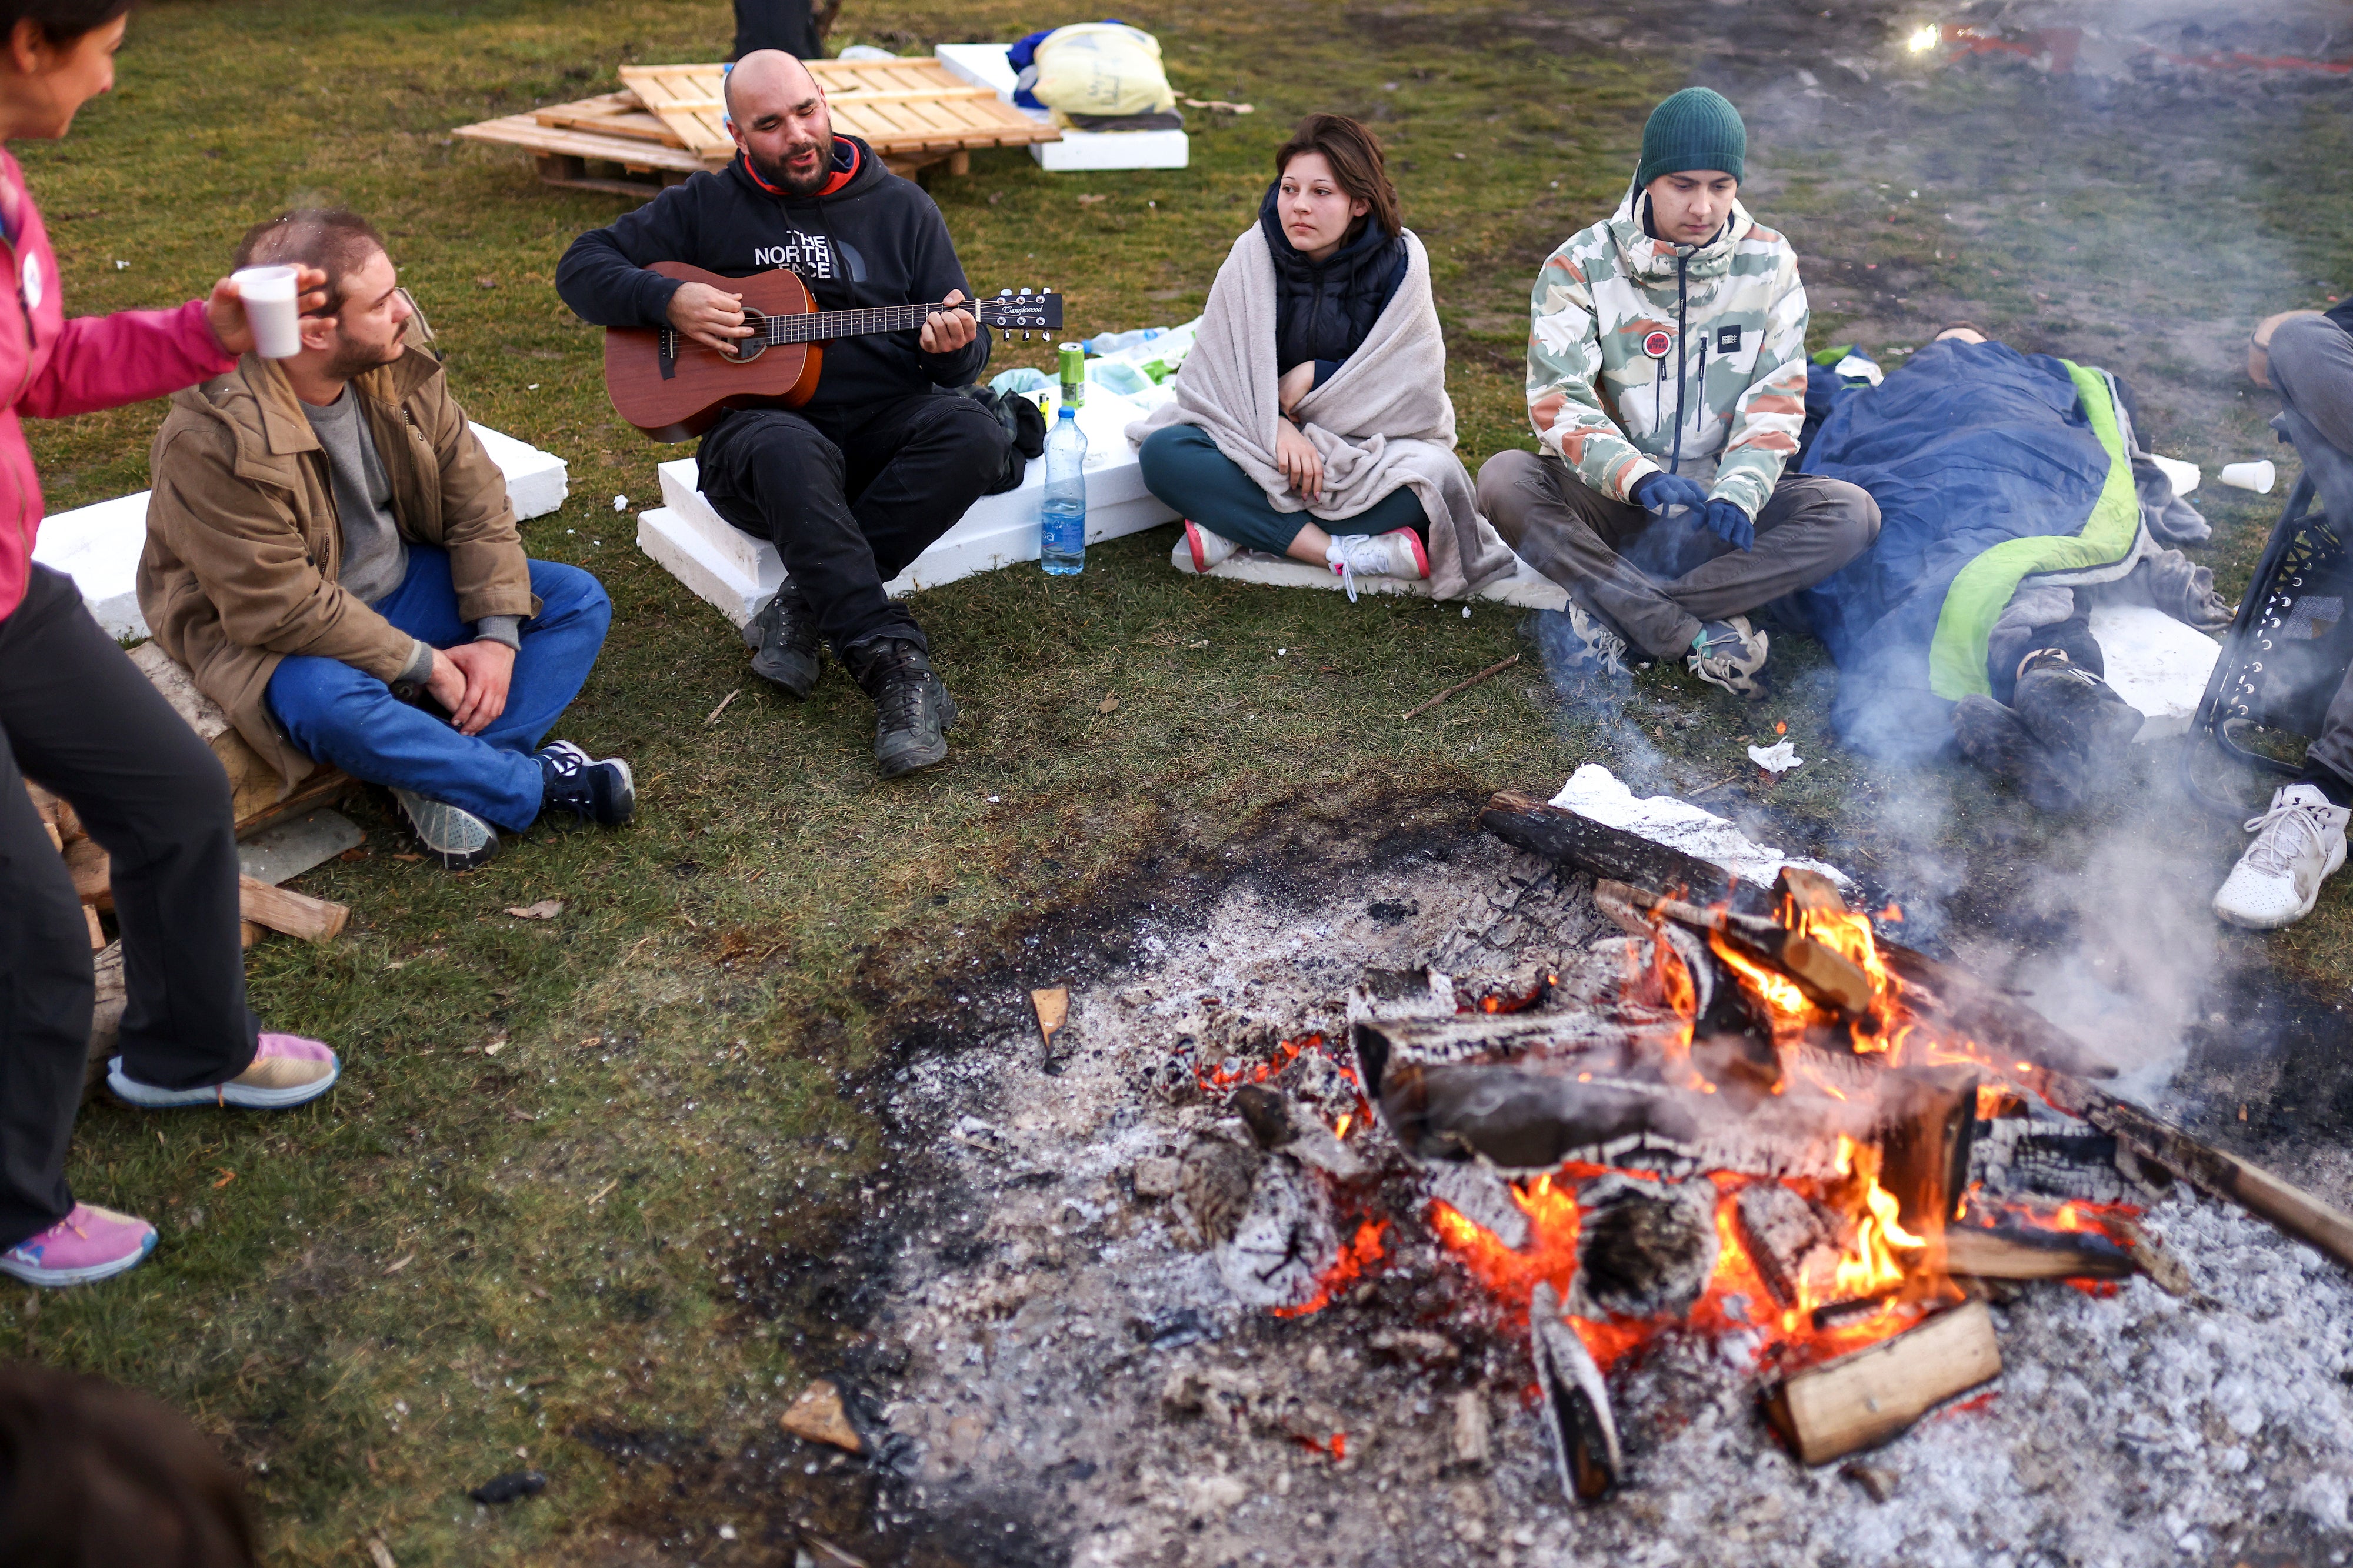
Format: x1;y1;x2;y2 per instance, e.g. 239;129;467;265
1794;325;2228;810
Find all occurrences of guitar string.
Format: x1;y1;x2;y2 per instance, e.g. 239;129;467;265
660;298;1058;355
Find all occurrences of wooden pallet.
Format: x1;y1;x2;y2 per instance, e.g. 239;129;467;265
453;104;715;196
619;58;1059;161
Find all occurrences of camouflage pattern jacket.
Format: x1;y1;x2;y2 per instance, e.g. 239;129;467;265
1522;182;1809;519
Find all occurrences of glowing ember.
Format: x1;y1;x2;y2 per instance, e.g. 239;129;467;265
1273;1217;1389;1319
1907;22;1941;52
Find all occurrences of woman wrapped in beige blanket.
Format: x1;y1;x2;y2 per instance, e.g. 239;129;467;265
1128;114;1513;601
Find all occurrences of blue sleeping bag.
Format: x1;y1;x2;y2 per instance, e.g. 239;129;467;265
1797;339;2144;762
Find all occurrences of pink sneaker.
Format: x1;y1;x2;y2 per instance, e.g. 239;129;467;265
108;1032;340;1110
0;1204;157;1287
1177;519;1240;573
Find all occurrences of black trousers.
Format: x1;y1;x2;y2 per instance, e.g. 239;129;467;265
698;392;1010;656
0;566;257;1248
731;0;819;62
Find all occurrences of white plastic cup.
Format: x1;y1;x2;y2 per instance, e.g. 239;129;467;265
230;265;302;359
2219;459;2277;495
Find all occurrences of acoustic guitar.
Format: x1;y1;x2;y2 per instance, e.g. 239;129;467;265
602;261;1064;441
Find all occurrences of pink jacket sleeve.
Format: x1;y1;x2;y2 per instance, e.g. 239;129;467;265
18;298;237;421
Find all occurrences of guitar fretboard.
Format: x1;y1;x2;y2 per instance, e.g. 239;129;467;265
759;300;976;345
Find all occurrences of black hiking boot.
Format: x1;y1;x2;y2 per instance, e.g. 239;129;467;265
845;638;958;779
2012;650;2145;776
743;586;821;698
1952;694;2084;813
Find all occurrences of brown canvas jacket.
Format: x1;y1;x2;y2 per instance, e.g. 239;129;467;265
138;347;536;790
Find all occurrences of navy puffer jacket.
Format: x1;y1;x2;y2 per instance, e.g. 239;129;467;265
1258;181;1407;388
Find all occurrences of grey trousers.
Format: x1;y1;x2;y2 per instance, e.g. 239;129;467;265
2266;315;2353;792
1475;451;1881;657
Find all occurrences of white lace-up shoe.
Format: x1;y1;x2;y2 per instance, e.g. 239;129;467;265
1687;616;1771;700
2213;782;2351;930
1174;519;1240;574
1545;600;1632;679
390;788;498;870
1324;528;1429;602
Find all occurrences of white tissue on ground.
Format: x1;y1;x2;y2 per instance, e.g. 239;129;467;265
1549;763;1851;889
1747;740;1802;773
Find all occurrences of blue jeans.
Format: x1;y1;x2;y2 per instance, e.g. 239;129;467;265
1137;423;1430;556
265;549;611;832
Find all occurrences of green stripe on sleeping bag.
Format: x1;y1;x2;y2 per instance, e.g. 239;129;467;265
1925;361;2141;701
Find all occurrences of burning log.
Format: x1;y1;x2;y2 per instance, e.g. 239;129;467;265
1734;1182;1849;1310
1762;1299;2004;1466
1573;1174;1719;1319
1874;1067;1978;1233
1529;1282;1622;1503
1598;880;1873;1017
1942;1225;2135;1282
1479;790;2121;1080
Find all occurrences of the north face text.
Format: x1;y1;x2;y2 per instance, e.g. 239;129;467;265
752;232;836;276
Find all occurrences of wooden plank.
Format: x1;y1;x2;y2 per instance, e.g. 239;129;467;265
454;111;716;174
1943;1226;2135;1281
238;875;349;943
1763;1301;2002;1465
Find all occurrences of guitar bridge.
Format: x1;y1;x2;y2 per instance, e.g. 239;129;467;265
658;328;678;381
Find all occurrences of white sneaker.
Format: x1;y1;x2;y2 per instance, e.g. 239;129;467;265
1687;616;1771;700
2214;783;2350;930
1174;519;1239;574
1324;528;1429;602
1546;599;1632;679
390;788;499;870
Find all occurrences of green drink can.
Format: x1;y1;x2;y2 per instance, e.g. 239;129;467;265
1058;342;1086;409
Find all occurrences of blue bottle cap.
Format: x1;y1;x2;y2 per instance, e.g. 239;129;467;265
1058;404;1076;419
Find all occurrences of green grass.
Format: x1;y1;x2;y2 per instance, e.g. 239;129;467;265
6;1;2352;1561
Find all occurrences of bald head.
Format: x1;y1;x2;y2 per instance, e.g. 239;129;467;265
724;49;816;124
724;49;836;196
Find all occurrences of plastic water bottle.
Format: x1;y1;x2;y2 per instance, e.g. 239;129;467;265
1040;405;1087;576
1080;326;1165;356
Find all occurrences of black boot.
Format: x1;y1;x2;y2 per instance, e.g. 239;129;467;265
1953;694;2084;812
743;586;821;698
844;638;957;779
2012;650;2144;777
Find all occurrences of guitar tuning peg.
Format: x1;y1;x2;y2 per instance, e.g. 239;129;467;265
1019;287;1032;297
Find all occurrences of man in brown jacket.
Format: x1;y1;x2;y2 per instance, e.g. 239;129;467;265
141;209;632;868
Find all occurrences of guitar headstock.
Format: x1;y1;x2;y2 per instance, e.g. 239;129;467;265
978;288;1064;339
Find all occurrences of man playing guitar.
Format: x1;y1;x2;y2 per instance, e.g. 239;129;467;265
557;49;1005;778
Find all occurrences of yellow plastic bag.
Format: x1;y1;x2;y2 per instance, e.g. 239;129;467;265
1029;22;1175;124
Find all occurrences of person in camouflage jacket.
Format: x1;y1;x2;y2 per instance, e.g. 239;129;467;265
1476;88;1877;699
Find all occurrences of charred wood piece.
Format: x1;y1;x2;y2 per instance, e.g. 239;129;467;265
1969;1116;2142;1206
1874;1067;1978;1233
1529;1282;1622;1503
1734;1182;1849;1310
1573;1174;1719;1320
1942;1225;2135;1281
1230;1084;1367;1180
1422;1160;1530;1250
1763;1300;2004;1466
1597;880;1873;1017
1213;1153;1338;1309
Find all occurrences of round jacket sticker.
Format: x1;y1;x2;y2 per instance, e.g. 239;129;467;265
1641;328;1672;359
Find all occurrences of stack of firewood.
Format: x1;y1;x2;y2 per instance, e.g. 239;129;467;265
21;642;355;1080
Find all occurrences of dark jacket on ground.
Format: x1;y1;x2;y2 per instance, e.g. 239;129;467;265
555;135;991;411
1257;182;1407;392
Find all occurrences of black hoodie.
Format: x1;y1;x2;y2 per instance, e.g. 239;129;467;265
555;135;991;411
1257;181;1407;391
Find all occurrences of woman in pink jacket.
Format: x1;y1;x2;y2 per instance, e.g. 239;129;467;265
0;0;342;1289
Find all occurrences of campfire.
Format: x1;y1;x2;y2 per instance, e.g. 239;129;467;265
1168;789;2353;1502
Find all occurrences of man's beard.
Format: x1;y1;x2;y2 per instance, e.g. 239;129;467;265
324;332;402;382
751;132;835;196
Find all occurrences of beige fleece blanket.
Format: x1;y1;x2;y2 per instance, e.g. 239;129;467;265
1127;225;1514;599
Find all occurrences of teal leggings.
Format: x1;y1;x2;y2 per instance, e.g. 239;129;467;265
1138;424;1431;555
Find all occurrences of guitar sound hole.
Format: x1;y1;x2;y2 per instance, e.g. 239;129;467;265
724;307;768;363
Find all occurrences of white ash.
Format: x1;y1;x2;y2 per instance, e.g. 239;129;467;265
857;833;2353;1566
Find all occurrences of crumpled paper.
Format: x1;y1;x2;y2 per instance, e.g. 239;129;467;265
1747;740;1802;773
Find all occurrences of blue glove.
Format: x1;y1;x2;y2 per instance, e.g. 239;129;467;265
1634;471;1709;515
1701;498;1755;551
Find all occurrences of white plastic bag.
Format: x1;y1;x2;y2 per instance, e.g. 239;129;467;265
1029;22;1175;122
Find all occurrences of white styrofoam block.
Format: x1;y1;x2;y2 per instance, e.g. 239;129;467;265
30;489;151;638
1181;546;1571;611
470;422;569;520
936;42;1020;99
639;391;1181;622
2086;600;2221;742
32;423;571;639
1032;130;1189;172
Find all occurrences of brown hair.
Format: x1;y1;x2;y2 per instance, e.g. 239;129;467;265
233;208;386;316
1273;113;1402;241
0;1361;256;1566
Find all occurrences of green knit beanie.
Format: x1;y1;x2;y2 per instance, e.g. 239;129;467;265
1635;87;1746;189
